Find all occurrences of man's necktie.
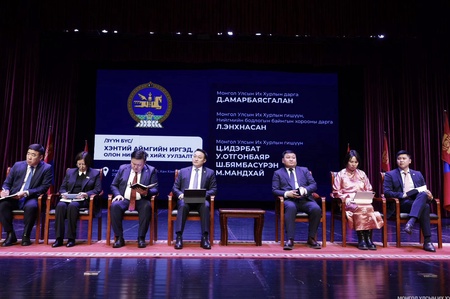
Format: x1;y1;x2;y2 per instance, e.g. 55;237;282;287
403;171;414;193
19;166;34;209
289;168;296;189
129;172;137;211
193;168;199;189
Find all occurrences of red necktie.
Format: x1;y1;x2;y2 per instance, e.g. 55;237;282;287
129;172;137;211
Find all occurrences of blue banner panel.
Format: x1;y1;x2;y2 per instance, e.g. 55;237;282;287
95;69;339;202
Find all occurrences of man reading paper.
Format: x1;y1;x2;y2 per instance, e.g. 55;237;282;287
110;149;158;248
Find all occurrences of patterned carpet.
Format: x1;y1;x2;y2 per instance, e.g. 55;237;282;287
1;240;449;260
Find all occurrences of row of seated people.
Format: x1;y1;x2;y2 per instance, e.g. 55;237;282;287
0;145;215;250
0;145;441;253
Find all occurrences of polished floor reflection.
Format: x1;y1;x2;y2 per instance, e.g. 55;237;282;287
1;257;449;298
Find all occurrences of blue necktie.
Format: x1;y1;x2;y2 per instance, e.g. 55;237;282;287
193;168;199;189
289;168;296;189
19;166;34;209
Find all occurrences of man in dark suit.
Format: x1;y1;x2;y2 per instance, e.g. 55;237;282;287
172;148;217;250
52;151;102;248
272;150;322;250
110;149;158;248
0;143;53;246
383;149;436;252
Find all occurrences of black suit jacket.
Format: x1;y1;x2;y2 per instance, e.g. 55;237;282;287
383;167;427;217
271;166;317;200
58;167;102;198
172;166;217;199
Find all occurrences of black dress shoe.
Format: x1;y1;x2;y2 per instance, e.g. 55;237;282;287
138;237;146;248
52;238;64;248
21;236;31;246
174;235;183;249
2;231;17;247
423;242;436;252
112;237;125;248
66;239;76;247
307;237;321;249
404;218;416;235
201;236;211;250
283;239;294;250
404;223;413;235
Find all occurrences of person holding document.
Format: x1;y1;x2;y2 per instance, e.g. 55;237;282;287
110;149;158;248
52;152;101;248
0;144;53;246
332;150;383;250
383;150;436;252
172;148;217;250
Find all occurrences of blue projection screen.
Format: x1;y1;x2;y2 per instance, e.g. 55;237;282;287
94;69;339;202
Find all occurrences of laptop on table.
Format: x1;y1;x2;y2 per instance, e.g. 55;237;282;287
183;189;207;203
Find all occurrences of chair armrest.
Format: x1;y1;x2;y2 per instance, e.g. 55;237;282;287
45;193;59;213
275;196;284;215
167;193;173;212
382;194;401;219
373;196;387;217
330;192;345;204
107;194;113;210
383;195;400;204
428;197;441;217
38;193;47;206
210;195;215;211
314;194;326;211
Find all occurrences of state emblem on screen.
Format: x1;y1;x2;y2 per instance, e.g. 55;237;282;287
127;82;172;128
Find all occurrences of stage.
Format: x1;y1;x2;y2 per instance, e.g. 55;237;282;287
1;210;450;298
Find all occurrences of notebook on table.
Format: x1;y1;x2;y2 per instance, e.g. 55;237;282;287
183;189;207;203
351;191;375;204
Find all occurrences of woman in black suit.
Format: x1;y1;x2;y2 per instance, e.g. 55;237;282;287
52;152;101;247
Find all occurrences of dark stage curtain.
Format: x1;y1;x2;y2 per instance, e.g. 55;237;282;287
1;1;449;214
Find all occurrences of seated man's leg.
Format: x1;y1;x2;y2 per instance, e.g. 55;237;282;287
198;201;211;249
0;200;17;246
417;203;431;238
401;194;429;235
111;200;128;238
409;192;430;220
22;198;38;238
298;199;321;239
136;199;151;238
0;200;15;233
174;200;190;234
198;200;210;236
284;200;297;240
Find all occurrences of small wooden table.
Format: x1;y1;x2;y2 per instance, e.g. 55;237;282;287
219;208;266;246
